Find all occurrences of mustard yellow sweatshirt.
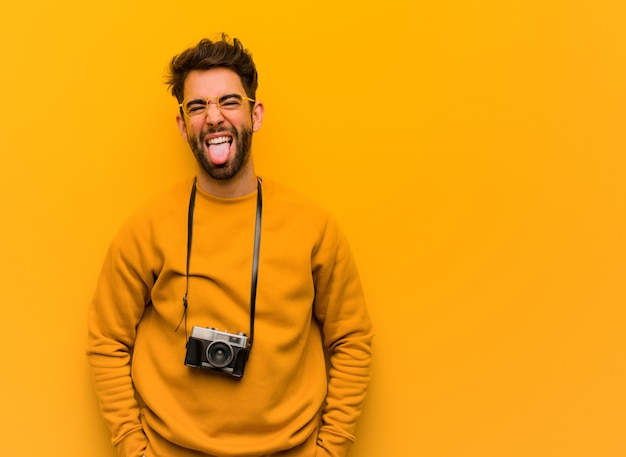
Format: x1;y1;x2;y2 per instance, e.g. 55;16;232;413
87;178;373;457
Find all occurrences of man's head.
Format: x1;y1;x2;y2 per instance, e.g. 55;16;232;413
167;35;264;192
166;34;258;106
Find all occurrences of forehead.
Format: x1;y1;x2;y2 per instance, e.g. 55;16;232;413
183;68;245;98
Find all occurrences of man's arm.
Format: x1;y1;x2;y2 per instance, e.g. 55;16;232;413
87;222;154;457
313;217;374;457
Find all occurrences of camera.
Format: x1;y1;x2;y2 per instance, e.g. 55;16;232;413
185;326;250;378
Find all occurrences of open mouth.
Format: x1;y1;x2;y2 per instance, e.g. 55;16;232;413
206;136;233;147
205;135;234;165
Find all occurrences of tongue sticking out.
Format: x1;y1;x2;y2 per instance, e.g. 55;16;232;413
208;141;231;165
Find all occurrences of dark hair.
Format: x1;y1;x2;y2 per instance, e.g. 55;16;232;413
166;34;258;103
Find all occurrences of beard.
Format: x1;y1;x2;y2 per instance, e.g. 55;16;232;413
188;124;253;181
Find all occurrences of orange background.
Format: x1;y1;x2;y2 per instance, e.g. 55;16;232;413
1;1;625;456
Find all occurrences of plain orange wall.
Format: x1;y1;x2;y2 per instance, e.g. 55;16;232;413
1;1;625;456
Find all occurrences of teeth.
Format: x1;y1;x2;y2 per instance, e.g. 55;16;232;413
207;136;231;145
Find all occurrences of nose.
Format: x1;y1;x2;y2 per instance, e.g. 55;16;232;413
204;102;225;126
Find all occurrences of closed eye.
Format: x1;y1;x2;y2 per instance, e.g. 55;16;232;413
219;94;244;108
186;99;207;113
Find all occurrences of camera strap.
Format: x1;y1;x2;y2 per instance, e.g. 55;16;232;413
176;177;262;350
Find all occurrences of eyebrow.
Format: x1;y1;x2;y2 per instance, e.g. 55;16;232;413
218;93;243;101
185;98;206;107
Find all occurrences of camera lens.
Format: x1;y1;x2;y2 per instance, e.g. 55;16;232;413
206;341;234;368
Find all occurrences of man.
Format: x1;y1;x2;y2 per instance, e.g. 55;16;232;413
87;35;374;457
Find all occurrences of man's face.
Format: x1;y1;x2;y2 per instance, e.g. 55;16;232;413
176;68;263;181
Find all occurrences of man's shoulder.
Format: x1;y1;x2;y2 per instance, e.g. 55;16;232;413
120;177;195;232
261;178;338;234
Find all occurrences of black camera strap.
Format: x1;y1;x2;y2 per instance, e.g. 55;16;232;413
176;177;262;350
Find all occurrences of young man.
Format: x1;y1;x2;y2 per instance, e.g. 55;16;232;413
87;35;374;457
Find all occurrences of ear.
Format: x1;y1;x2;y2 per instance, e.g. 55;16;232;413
176;114;188;141
251;102;264;132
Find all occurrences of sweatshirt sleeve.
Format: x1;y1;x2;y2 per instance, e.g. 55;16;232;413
312;216;374;457
86;217;155;457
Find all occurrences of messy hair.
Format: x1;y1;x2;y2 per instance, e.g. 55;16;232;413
166;33;258;103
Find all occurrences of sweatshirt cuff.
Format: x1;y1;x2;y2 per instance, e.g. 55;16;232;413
316;429;355;457
114;428;148;457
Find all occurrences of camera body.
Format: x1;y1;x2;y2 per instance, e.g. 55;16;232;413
185;326;249;378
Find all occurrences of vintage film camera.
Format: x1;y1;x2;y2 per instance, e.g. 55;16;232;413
185;326;250;378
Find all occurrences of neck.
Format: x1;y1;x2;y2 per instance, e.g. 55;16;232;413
196;165;257;198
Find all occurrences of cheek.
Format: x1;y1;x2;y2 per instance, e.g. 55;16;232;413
185;121;204;141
